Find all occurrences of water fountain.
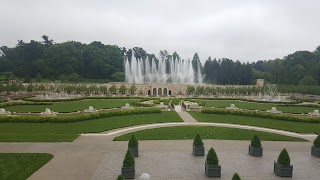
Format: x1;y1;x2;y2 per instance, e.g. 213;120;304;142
309;110;319;116
84;106;96;113
124;54;203;84
157;102;168;110
122;103;133;109
268;107;282;114
40;108;56;116
0;108;11;116
226;104;239;110
184;101;202;111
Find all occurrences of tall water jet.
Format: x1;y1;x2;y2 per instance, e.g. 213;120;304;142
125;54;202;84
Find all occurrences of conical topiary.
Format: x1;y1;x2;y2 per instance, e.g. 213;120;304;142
313;135;320;148
206;147;219;165
128;134;138;148
277;148;290;166
232;173;241;180
117;175;125;180
251;134;261;147
123;149;135;168
193;133;204;147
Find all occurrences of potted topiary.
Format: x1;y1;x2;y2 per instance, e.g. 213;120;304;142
205;147;221;177
232;173;241;180
249;134;263;157
117;175;125;180
274;148;293;177
193;133;204;156
128;134;138;157
311;135;320;157
121;149;135;179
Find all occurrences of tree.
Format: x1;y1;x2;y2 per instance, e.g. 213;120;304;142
186;85;195;95
206;147;219;165
251;134;261;147
129;84;137;94
109;85;118;94
128;134;138;148
232;173;241;180
41;35;53;48
193;133;204;147
299;76;317;86
119;85;127;94
112;72;125;82
122;149;135;168
277;148;290;165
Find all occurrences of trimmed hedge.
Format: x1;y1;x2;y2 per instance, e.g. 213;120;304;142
193;133;204;147
0;102;52;108
201;108;320;123
123;149;135;168
277;148;290;165
251;134;262;147
128;134;138;148
191;97;301;105
314;135;320;148
0;108;161;123
206;147;219;165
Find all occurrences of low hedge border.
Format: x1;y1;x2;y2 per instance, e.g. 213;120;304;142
0;102;52;108
201;108;320;123
190;97;301;105
22;96;161;102
0;108;161;123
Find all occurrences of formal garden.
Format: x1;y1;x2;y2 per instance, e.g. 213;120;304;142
0;96;319;179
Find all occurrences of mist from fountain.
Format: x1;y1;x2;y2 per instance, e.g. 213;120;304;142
125;54;202;84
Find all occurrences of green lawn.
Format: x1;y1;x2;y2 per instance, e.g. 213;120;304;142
0;153;53;180
0;112;182;142
203;100;318;114
4;99;136;113
190;112;320;134
114;126;305;141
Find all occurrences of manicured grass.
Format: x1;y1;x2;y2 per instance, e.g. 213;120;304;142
114;126;305;141
190;112;320;134
203;100;318;114
0;112;182;142
0;153;53;180
4;99;136;113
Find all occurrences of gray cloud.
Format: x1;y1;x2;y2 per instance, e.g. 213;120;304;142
1;0;320;62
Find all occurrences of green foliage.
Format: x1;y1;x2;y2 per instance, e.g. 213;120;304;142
129;84;137;94
0;108;161;123
117;175;125;180
201;108;320;123
314;135;320;148
193;133;204;147
277;148;290;165
112;72;125;82
186;85;195;95
128;134;138;148
251;134;261;147
119;85;127;94
122;149;135;168
109;85;118;94
206;147;219;165
232;173;241;180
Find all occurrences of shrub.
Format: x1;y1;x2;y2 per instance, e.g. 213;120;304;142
193;133;204;147
128;134;138;148
232;173;241;180
123;149;135;168
206;147;219;165
251;134;261;148
277;148;290;166
117;175;125;180
314;135;320;148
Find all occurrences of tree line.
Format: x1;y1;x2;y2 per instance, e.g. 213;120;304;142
1;36;320;86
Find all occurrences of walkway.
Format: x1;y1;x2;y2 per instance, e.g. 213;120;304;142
176;110;198;123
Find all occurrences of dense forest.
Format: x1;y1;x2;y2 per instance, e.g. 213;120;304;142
0;36;320;86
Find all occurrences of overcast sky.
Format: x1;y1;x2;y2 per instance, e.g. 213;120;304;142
1;0;320;62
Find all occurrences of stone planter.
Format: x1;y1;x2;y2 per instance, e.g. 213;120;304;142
130;147;138;157
205;162;221;177
121;167;135;179
193;145;205;156
249;145;263;157
274;162;293;177
311;146;320;157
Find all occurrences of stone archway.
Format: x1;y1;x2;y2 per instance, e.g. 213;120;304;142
153;88;157;96
163;88;168;96
148;90;151;96
158;88;162;96
169;90;172;96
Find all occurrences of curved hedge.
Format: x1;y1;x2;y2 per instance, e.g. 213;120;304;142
0;108;161;123
0;102;52;108
23;96;160;102
201;108;320;123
